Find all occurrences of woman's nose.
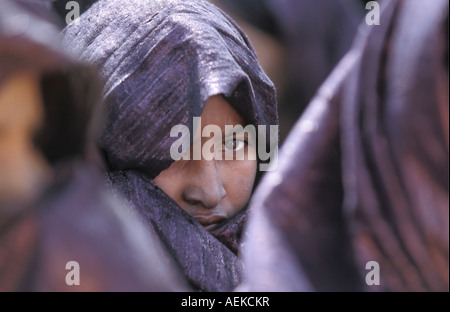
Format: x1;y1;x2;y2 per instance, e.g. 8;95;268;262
182;159;226;209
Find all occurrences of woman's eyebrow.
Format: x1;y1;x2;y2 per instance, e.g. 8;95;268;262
223;125;255;140
224;127;242;137
224;125;251;137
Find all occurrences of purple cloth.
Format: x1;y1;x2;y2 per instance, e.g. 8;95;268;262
242;0;449;292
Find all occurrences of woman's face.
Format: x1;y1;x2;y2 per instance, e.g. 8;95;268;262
154;95;257;230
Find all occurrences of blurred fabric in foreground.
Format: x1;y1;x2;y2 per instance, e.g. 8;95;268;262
241;0;449;292
0;0;187;291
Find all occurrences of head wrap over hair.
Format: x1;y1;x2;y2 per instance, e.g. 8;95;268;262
63;0;278;291
63;0;278;178
241;0;449;292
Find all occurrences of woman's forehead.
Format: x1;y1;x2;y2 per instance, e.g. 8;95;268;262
200;95;246;128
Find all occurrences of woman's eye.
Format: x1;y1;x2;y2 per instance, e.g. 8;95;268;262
224;138;245;152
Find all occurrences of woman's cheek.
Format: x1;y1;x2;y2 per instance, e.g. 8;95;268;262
223;158;257;215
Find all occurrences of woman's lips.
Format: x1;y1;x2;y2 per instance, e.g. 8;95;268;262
194;214;227;231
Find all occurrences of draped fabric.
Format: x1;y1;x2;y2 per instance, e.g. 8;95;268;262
242;0;449;292
63;0;278;291
1;0;184;291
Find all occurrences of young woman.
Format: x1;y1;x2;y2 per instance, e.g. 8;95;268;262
64;0;278;291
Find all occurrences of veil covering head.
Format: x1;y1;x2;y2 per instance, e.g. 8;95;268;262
63;0;278;177
63;0;278;291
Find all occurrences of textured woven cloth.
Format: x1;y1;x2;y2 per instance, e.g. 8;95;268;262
241;0;449;292
63;0;278;291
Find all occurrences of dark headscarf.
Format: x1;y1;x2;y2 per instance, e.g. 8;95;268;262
241;0;448;292
63;0;278;291
0;0;184;291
